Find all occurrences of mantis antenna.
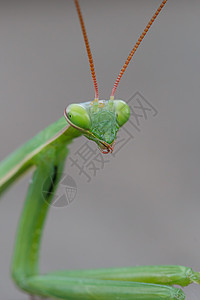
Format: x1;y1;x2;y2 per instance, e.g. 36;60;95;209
110;0;168;100
74;0;168;101
74;0;99;101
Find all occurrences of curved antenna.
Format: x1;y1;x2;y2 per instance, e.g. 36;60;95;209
74;0;99;101
110;0;168;100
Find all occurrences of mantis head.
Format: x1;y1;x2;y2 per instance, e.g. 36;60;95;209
64;99;130;154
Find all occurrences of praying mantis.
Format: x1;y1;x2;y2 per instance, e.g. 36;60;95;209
0;0;200;299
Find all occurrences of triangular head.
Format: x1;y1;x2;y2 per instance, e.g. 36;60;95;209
64;99;130;153
70;0;168;154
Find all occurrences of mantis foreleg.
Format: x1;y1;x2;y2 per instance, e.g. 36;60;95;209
9;136;187;300
11;138;68;297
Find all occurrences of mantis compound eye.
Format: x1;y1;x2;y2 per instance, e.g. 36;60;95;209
65;104;91;130
114;100;130;127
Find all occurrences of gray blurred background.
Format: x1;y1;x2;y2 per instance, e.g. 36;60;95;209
0;0;200;299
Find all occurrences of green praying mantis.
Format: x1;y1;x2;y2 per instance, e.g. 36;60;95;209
0;0;199;299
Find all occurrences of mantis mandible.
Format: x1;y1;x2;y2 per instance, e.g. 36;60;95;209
0;0;199;299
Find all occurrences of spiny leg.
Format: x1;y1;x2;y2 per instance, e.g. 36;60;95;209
46;265;200;287
26;274;185;300
10;142;186;300
11;141;69;299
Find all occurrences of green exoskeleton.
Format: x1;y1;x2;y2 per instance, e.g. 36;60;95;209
65;100;130;153
0;0;199;299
